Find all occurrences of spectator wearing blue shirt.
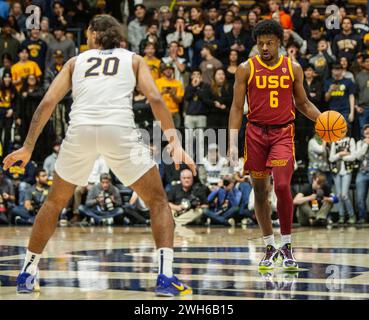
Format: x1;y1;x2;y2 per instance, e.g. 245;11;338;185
324;63;355;125
192;24;220;68
204;177;241;226
0;0;9;21
22;28;48;73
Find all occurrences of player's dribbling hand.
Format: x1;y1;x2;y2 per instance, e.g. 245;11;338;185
3;146;32;170
168;144;197;176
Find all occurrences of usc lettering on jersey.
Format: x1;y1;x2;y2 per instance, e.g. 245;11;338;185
247;55;295;125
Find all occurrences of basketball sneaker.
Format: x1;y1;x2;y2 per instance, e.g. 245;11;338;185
279;243;299;271
16;270;40;293
155;274;192;297
258;245;280;270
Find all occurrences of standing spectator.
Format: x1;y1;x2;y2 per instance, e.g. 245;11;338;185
0;0;9;21
329;133;357;225
332;17;363;64
353;6;369;36
46;25;76;68
355;124;369;224
155;63;184;128
79;173;124;225
208;68;232;128
143;43;161;80
225;49;238;85
0;53;13;79
266;0;293;30
220;17;252;61
7;15;25;42
205;177;241;226
128;4;147;54
0;20;20;67
187;7;205;43
43;140;61;179
309;38;336;80
184;69;212;129
292;0;312;40
22;28;48;73
245;10;259;32
72;155;109;224
0;166;15;224
303;64;323;109
199;44;223;85
168;169;208;226
166;17;194;52
10;2;26;32
0;70;17;155
293;172;336;226
158;5;173;49
40;17;55;45
139;21;165;58
193;24;220;68
206;5;222;37
340;56;355;82
162;41;186;85
324;63;355;125
49;1;70;30
10;169;49;225
306;24;325;59
64;0;91;29
218;10;234;39
355;55;369;137
307;134;331;185
11;47;42;92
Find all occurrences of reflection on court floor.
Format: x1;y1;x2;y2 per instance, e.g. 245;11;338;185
0;226;368;300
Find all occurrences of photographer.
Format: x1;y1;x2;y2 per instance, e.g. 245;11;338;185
293;172;337;226
204;177;241;226
79;173;123;225
10;169;49;225
168;169;208;226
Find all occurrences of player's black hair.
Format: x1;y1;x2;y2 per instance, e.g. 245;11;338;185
89;14;124;50
252;19;283;43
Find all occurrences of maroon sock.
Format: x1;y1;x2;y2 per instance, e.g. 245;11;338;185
272;160;294;235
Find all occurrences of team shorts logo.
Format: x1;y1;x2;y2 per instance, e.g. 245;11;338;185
270;159;288;166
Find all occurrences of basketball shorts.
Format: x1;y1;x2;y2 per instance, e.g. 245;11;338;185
243;122;295;178
54;125;156;186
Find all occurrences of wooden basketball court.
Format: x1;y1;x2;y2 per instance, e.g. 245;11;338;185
0;225;368;300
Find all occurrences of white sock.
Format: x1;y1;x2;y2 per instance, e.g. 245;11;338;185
281;234;291;247
157;247;173;278
263;234;276;248
21;250;41;275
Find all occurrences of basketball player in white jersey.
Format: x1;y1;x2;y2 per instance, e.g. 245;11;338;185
3;15;195;297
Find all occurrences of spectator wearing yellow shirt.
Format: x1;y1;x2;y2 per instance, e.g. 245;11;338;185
143;43;161;80
11;47;42;92
155;63;184;128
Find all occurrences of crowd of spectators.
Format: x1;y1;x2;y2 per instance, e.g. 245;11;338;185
0;0;369;228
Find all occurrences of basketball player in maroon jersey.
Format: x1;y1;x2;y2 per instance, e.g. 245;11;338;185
229;20;321;270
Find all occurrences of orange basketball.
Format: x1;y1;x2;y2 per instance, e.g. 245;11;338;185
315;111;347;142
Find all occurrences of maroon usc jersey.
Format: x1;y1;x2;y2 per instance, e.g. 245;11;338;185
247;55;295;125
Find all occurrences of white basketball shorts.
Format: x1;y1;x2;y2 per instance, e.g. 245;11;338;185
54;125;156;186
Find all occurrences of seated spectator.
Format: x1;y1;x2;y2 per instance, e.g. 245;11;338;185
309;38;336;81
199;44;223;85
120;191;150;226
40;17;55;45
64;0;91;29
292;0;313;40
49;1;70;30
167;168;208;226
329;132;357;225
0;166;15;224
10;169;49;225
22;28;48;73
186;7;205;43
128;4;148;54
206;5;222;37
155;63;184;128
200;143;229;188
225;49;238;85
332;17;363;64
11;47;42;92
0;70;17;155
353;5;369;35
220;16;252;62
0;19;20;66
72;155;109;224
305;23;325;59
46;25;76;69
166;17;194;53
293;172;336;226
43;139;62;180
158;5;173;49
218;10;234;39
162;41;186;85
10;2;26;32
193;24;220;68
282;28;306;57
303;64;323;111
355;55;369;136
184;68;212;129
79;173;124;225
143;43;161;81
307;134;331;186
340;57;355;82
205;177;241;226
7;15;25;43
0;53;13;79
355;124;369;224
266;0;293;30
324;63;355;125
208;68;232;128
